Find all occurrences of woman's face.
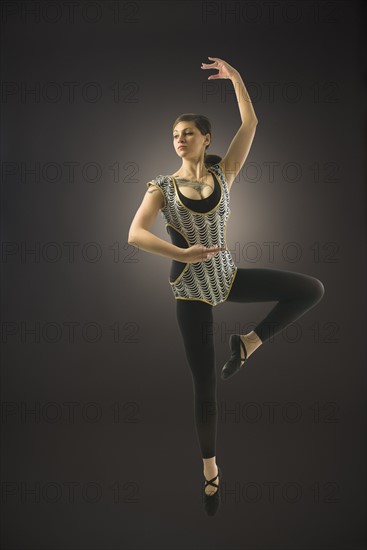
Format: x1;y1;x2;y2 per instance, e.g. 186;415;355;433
173;122;210;158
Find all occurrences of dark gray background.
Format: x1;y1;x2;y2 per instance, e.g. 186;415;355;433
1;0;366;549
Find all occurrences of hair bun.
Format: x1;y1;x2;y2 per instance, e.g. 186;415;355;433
204;153;222;167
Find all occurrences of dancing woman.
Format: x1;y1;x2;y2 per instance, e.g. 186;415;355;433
128;57;325;516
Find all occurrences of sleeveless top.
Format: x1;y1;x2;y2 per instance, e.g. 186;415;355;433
146;162;238;307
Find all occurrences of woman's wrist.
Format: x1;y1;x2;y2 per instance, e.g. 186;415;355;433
230;69;241;82
174;247;186;262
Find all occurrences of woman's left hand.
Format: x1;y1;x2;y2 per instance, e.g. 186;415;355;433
201;57;238;80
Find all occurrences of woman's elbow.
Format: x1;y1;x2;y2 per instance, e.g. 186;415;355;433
128;231;138;244
128;225;139;244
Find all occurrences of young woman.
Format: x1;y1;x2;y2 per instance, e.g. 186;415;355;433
128;57;325;516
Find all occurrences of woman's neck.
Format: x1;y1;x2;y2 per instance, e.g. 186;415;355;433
175;160;209;181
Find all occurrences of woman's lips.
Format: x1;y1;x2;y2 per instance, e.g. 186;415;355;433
178;146;186;150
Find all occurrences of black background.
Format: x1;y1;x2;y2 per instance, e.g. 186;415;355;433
1;1;366;549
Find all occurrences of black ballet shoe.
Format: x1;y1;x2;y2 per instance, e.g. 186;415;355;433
203;466;222;516
221;334;247;381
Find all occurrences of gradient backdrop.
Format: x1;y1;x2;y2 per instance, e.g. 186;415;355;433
1;0;366;549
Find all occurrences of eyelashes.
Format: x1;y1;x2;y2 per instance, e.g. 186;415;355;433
173;132;193;139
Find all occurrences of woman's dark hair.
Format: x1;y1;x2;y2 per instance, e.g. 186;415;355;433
172;113;222;167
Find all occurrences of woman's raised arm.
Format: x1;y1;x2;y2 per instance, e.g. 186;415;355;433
201;57;258;190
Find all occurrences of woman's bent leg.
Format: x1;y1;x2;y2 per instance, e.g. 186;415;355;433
175;299;217;459
227;267;325;343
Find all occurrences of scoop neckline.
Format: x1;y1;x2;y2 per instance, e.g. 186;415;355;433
170;168;223;215
170;170;217;202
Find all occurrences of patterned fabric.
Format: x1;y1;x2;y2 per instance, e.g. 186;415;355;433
146;163;238;306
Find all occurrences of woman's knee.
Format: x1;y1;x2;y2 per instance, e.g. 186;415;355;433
307;276;325;305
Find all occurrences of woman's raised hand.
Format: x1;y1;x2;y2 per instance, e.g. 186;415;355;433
201;56;238;80
181;244;226;264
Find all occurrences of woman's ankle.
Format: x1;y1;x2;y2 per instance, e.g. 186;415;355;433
241;331;262;358
203;456;217;476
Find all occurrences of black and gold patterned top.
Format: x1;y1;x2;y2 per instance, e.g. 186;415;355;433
146;162;238;307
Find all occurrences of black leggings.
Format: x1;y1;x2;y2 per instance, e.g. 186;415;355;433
175;267;325;459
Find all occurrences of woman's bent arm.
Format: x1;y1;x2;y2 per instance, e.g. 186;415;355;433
128;228;184;262
128;188;225;263
128;186;183;261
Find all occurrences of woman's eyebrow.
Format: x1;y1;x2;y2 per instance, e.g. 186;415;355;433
173;127;193;134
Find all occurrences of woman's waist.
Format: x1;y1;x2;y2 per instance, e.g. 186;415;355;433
170;248;234;266
166;219;228;240
166;224;227;246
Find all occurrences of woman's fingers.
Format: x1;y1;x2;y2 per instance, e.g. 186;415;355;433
202;56;222;66
204;246;226;259
201;57;221;69
189;245;226;262
207;246;226;252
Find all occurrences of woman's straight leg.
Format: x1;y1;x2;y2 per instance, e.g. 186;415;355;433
227;267;325;343
175;299;217;459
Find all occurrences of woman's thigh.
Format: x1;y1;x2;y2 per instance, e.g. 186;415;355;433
175;299;215;370
227;267;324;304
